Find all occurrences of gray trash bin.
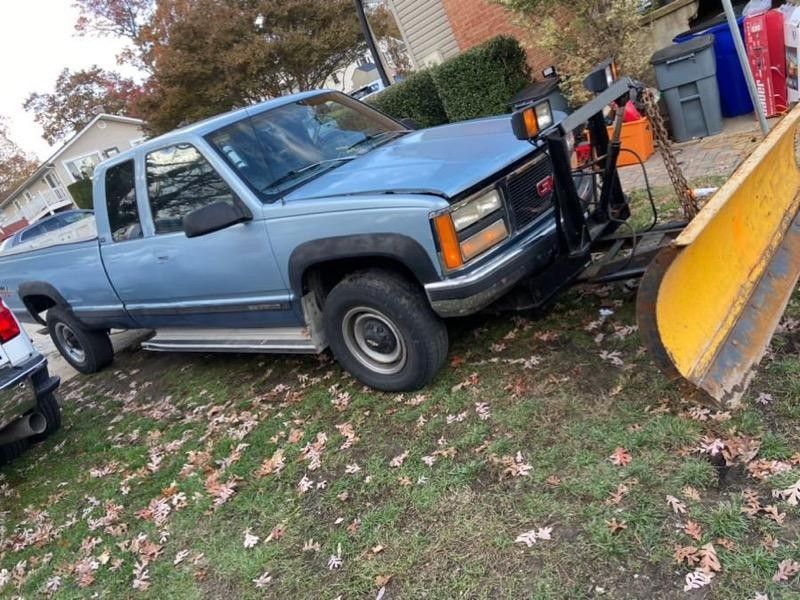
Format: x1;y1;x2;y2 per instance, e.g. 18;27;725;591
650;34;723;142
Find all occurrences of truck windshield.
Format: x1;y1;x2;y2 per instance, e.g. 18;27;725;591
207;92;406;200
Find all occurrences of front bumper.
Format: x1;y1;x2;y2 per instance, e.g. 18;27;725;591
0;355;58;431
425;220;558;317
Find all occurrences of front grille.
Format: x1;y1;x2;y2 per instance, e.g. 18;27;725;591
504;154;554;232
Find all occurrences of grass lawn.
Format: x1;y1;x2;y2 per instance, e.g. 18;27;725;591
2;190;800;599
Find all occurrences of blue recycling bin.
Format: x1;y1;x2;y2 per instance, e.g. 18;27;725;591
674;15;754;118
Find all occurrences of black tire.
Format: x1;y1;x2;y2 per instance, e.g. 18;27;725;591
47;306;113;374
324;270;448;392
29;392;62;443
0;439;29;466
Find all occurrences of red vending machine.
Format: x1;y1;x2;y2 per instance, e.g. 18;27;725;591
744;9;788;117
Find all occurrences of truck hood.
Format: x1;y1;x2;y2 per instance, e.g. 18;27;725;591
284;116;537;202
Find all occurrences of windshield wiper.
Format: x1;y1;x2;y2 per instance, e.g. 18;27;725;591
262;156;357;192
346;130;408;152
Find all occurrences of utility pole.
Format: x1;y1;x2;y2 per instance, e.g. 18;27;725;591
353;0;392;87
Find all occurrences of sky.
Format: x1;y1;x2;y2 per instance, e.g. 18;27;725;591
0;1;141;160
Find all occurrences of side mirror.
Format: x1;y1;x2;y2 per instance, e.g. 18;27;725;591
183;200;253;238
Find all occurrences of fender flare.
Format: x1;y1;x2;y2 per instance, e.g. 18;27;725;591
18;282;70;326
288;233;440;297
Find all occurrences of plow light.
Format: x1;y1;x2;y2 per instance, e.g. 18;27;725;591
583;59;619;94
511;100;554;141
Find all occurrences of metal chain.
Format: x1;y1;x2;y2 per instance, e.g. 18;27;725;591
640;88;699;219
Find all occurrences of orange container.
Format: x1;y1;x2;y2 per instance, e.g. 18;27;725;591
607;117;654;167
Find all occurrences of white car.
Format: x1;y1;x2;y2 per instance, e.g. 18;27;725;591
0;299;61;464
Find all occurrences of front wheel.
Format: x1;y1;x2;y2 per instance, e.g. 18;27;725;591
324;270;448;392
47;307;113;374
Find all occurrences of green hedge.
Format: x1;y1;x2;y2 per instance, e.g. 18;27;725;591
432;36;531;123
367;69;448;128
368;36;531;127
67;178;93;210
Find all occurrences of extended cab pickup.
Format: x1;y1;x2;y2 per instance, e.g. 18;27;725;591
0;86;631;392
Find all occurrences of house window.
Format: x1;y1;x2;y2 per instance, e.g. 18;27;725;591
103;147;120;159
64;152;103;181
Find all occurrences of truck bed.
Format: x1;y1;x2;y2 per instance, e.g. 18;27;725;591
0;220;124;325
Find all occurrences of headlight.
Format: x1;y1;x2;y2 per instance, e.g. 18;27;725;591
451;189;503;231
432;189;509;270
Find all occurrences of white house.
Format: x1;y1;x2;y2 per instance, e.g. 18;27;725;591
1;114;145;237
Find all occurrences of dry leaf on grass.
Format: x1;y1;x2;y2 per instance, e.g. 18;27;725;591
773;559;800;583
773;479;800;506
683;569;714;592
609;447;632;467
389;451;408;468
606;519;627;534
673;545;700;567
666;495;687;515
683;520;702;542
698;543;721;574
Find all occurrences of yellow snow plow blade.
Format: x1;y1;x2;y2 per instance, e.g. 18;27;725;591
638;105;800;407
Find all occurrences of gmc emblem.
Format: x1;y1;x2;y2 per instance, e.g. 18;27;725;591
536;175;554;198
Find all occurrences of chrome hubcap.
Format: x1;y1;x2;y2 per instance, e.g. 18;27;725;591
342;307;407;375
54;322;85;364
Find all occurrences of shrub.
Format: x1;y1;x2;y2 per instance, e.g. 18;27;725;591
432;36;530;123
367;69;448;128
67;178;93;210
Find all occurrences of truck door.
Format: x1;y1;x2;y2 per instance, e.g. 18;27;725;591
99;147;297;329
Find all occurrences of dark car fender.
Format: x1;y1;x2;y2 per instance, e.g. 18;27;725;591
287;233;441;298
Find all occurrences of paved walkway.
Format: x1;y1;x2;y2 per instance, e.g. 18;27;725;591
618;114;774;191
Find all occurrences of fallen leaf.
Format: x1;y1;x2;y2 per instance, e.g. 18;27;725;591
243;530;259;549
683;520;702;542
683;569;714;592
673;545;700;567
774;479;800;506
715;538;736;551
609;447;632;467
698;543;721;574
682;486;701;502
374;574;392;588
389;451;408;468
606;519;627;534
252;571;272;588
666;495;687;515
371;544;385;554
773;559;800;583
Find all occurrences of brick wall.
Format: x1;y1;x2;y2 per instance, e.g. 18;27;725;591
440;0;552;76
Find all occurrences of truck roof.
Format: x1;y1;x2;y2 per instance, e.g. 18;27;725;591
116;90;329;160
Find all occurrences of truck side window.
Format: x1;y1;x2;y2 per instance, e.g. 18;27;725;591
105;160;142;242
145;144;237;234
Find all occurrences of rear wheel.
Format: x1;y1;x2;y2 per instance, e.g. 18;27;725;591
47;306;113;374
324;270;448;392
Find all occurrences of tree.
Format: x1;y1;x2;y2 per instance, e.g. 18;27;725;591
134;0;366;134
492;0;652;103
74;0;156;70
0;119;38;204
23;67;142;145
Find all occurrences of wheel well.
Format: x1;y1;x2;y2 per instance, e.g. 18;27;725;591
303;257;419;307
22;294;58;324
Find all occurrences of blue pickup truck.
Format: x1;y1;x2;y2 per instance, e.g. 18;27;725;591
0;79;638;392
